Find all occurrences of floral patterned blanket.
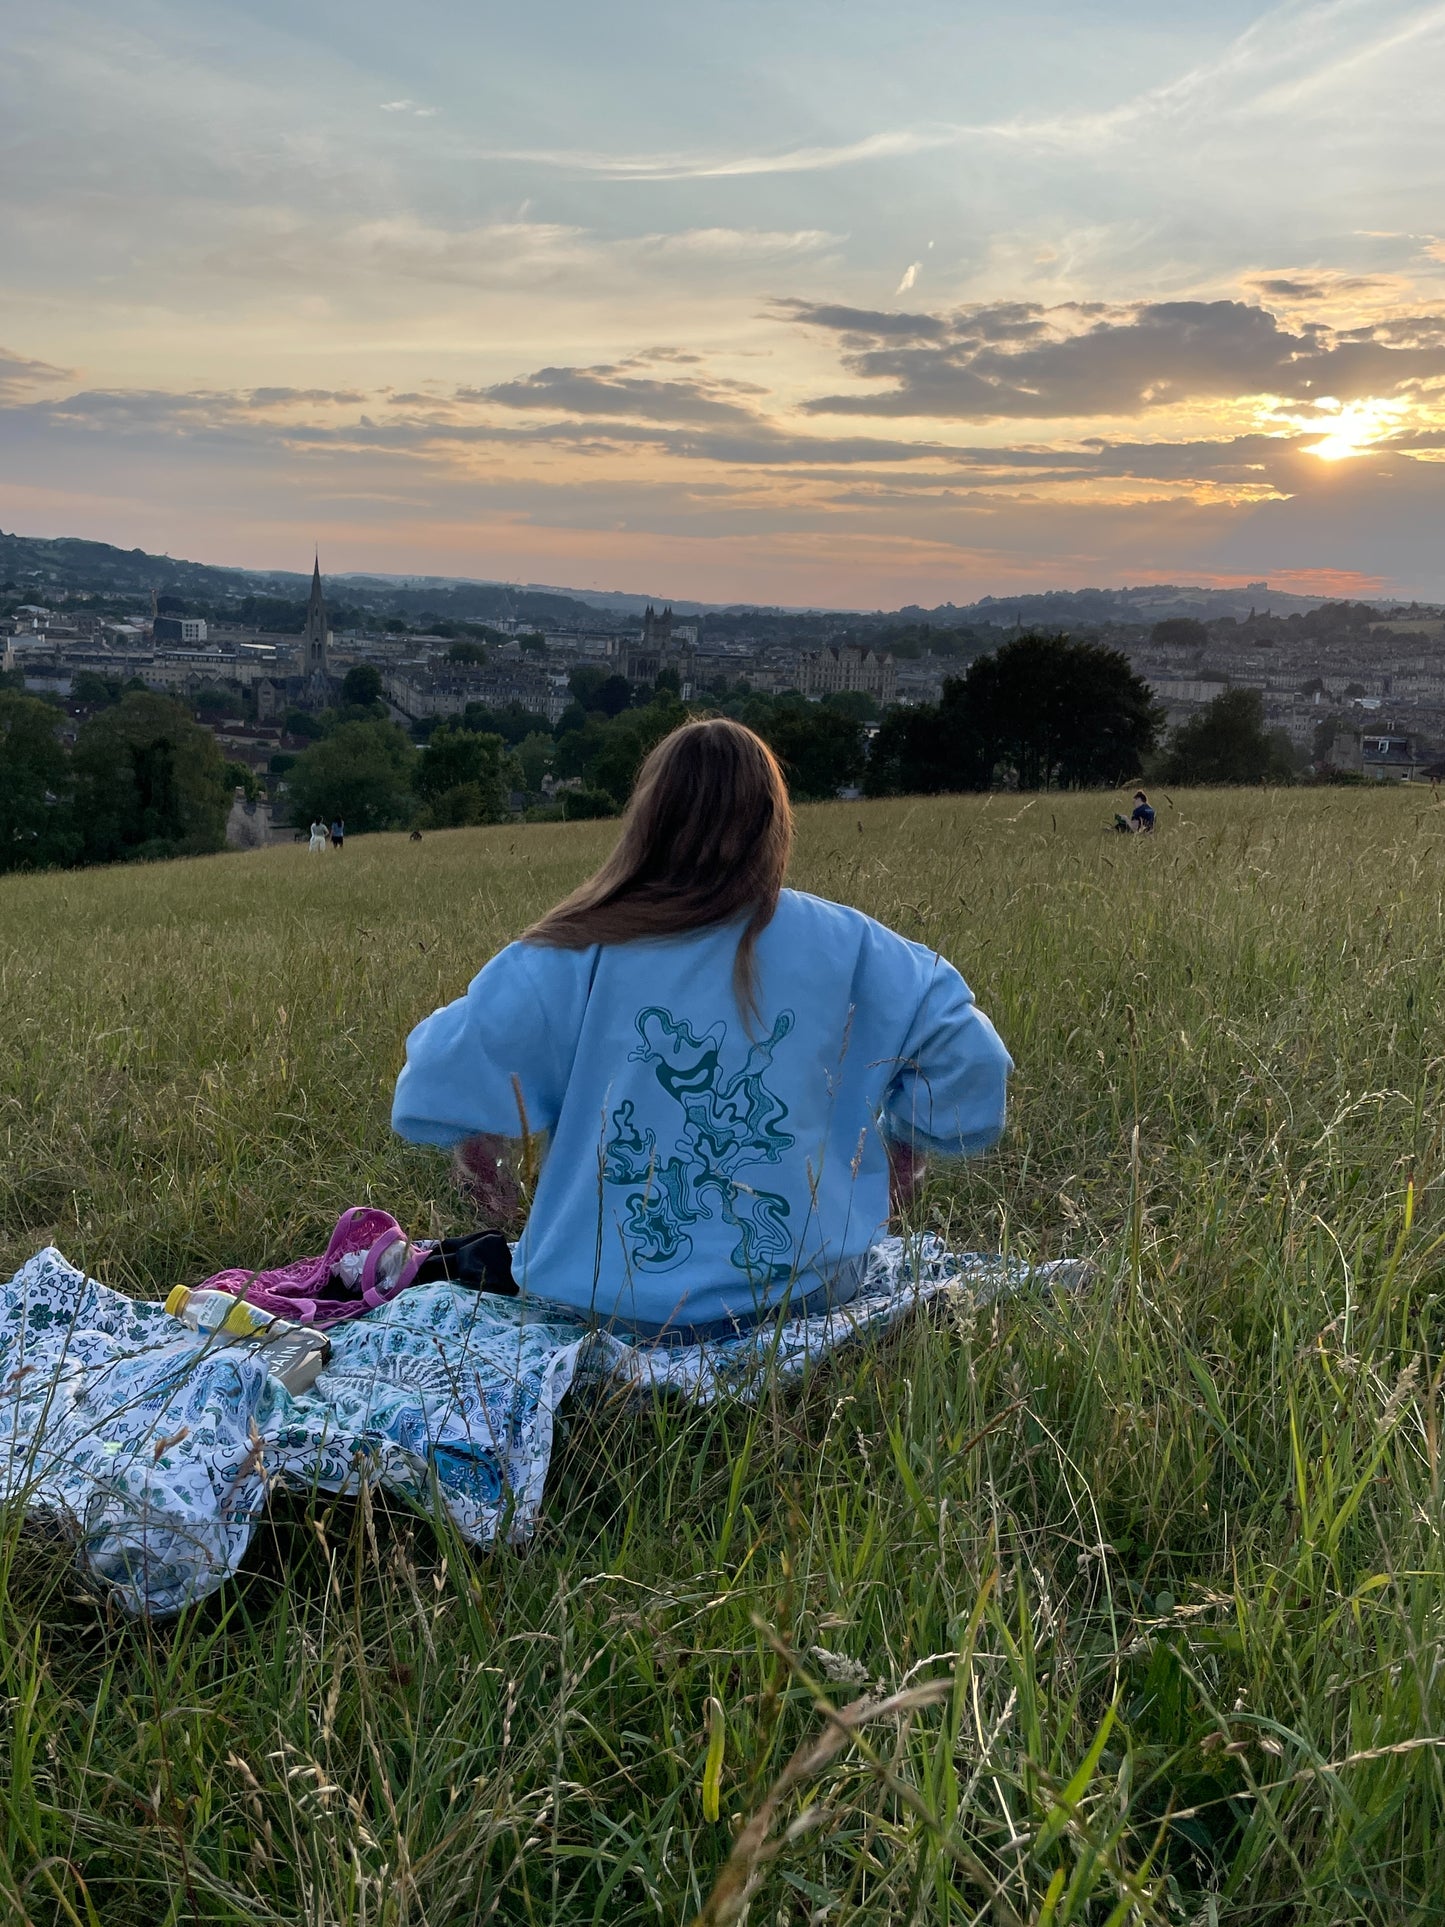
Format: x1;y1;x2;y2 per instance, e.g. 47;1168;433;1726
0;1240;1086;1615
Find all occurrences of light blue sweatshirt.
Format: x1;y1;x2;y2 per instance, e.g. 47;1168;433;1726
392;889;1012;1336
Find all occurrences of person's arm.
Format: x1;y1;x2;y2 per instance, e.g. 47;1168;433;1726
883;952;1013;1159
391;943;568;1148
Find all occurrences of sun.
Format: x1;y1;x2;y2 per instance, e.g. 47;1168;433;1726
1302;396;1404;462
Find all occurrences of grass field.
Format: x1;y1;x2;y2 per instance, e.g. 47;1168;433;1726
2;788;1444;1925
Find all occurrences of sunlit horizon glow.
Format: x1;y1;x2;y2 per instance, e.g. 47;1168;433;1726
4;1;1445;607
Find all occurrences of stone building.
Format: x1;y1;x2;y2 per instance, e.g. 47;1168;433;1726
797;644;898;704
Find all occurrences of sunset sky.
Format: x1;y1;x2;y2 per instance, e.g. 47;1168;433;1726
6;0;1445;606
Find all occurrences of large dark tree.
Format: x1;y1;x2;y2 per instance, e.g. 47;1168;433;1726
865;634;1159;795
957;634;1161;789
0;691;79;872
1157;687;1296;785
71;691;230;862
341;663;383;707
753;698;864;801
864;696;984;797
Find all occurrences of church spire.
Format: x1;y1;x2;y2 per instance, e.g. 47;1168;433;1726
303;552;331;700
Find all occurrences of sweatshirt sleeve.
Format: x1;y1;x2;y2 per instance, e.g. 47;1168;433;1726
391;943;575;1147
882;948;1013;1157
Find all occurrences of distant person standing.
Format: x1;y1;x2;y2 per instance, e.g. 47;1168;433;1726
1131;790;1156;833
330;817;346;851
308;819;327;854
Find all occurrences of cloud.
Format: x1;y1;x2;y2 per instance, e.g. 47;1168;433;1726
896;262;922;295
246;387;369;407
791;297;1445;420
0;347;75;401
469;126;967;181
466;364;767;426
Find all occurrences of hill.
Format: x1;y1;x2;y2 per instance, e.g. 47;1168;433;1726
0;792;1440;1921
2;525;1403;629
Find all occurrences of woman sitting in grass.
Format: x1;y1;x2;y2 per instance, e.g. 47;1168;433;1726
392;718;1012;1340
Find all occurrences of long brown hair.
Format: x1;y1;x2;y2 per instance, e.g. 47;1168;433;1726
524;718;793;1018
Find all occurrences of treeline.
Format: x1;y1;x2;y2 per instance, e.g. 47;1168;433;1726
1;688;234;872
0;635;1312;878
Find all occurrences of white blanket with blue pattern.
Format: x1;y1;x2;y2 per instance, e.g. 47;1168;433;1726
0;1240;1085;1615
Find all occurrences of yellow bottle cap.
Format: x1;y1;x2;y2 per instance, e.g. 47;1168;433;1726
165;1286;190;1318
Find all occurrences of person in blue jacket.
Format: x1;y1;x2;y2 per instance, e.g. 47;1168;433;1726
392;719;1012;1340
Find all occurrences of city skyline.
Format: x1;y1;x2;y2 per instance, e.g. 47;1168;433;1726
6;0;1445;607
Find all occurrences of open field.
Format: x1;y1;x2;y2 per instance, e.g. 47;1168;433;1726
2;789;1444;1924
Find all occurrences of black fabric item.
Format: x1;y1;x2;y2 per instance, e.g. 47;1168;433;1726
411;1231;519;1297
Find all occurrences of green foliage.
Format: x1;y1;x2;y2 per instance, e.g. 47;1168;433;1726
282;719;418;834
959;633;1161;789
446;640;488;666
868;634;1161;794
284;706;326;741
412;725;507;826
558;784;617;819
1;793;1443;1921
193;682;235;717
754;696;865;800
341;663;384;708
223;759;259;802
820;688;879;723
1158;687;1298;785
514;730;554;794
70;668;128;708
588;694;685;803
458;699;551;746
70;690;230;862
0;691;78;872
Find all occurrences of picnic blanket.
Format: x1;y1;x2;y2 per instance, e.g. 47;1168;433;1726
0;1239;1087;1616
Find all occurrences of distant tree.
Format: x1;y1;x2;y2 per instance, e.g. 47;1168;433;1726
1156;688;1296;785
518;631;548;656
284;707;326;741
412;724;507;825
0;691;78;872
458;699;550;745
446;640;488;666
70;670;126;708
820;689;879;723
552;713;612;783
654;665;681;697
192;684;234;718
71;691;230;862
568;666;610;710
864;635;1158;796
757;700;865;800
282;719;417;834
1150;617;1209;649
223;760;259;802
863;701;968;797
341;664;383;707
560;786;617;820
962;635;1159;789
589;696;685;804
515;730;553;793
595;674;634;718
